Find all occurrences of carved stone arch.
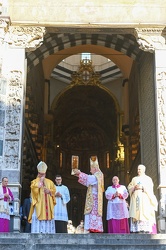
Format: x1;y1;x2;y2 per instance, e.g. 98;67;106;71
27;33;143;71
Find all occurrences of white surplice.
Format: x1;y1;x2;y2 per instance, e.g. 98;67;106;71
54;185;70;221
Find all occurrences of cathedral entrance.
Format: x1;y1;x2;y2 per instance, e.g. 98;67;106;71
0;1;165;233
42;59;122;231
21;32;142;231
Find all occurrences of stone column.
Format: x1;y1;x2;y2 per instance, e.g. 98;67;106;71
122;79;129;127
134;27;166;233
154;49;166;233
44;79;50;114
0;20;45;232
122;79;130;184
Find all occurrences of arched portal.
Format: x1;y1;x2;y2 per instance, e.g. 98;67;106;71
27;33;142;70
51;83;119;228
22;32;143;231
0;1;164;234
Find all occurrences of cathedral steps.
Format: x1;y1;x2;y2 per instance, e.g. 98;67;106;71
0;233;166;250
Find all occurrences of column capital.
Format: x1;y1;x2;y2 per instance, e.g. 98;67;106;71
134;27;166;53
0;17;10;41
3;25;46;52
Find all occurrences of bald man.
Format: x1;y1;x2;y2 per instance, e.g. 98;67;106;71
128;164;158;234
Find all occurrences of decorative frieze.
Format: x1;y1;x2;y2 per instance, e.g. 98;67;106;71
6;71;22;139
157;71;166;181
155;70;166;230
6;26;46;52
134;27;166;53
0;18;45;52
0;70;23;170
0;17;10;41
0;77;7;163
4;141;19;169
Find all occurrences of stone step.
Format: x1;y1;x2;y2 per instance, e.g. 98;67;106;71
0;233;166;250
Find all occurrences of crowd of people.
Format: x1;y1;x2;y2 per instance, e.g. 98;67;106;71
0;158;158;234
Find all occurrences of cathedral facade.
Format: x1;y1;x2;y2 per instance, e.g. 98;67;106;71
0;1;166;232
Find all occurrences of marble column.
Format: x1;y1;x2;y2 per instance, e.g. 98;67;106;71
0;21;45;232
134;27;166;233
154;49;166;233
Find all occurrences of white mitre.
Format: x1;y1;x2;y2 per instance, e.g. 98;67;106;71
37;161;47;173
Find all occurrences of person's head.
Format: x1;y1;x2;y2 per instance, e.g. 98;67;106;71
68;220;72;225
37;172;46;178
37;161;47;177
112;176;119;186
55;175;62;185
90;155;100;174
2;177;8;187
80;220;84;226
137;164;146;176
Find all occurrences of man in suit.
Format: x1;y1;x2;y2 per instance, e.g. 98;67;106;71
22;193;31;232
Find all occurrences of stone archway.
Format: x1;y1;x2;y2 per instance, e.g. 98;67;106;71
21;31;143;229
20;28;163;232
27;32;142;72
24;32;141;171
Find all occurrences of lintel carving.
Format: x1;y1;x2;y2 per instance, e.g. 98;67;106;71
0;17;10;41
4;26;46;52
134;28;166;53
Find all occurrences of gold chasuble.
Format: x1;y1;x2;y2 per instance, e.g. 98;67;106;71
28;177;56;222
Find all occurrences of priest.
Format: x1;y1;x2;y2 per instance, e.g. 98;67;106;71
73;156;104;233
28;161;56;233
